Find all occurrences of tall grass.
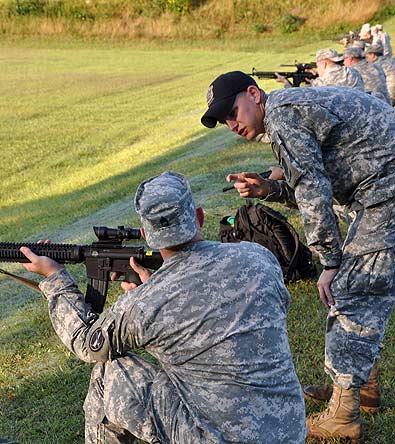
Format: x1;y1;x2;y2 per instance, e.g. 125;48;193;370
0;0;393;39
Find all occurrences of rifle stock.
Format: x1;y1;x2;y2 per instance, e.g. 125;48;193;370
0;226;163;313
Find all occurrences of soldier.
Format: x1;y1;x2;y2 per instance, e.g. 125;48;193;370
373;24;392;58
358;23;373;44
343;46;391;104
275;48;364;90
366;42;395;105
19;171;307;444
310;48;364;90
201;71;395;443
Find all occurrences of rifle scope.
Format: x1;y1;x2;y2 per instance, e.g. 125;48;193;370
94;226;141;241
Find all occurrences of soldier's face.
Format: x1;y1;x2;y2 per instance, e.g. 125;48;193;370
343;57;353;67
316;60;327;77
365;53;376;63
224;86;265;140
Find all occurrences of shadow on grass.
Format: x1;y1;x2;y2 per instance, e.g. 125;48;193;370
1;127;249;242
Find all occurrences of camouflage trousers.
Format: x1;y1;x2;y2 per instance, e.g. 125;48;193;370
84;353;201;444
325;199;395;388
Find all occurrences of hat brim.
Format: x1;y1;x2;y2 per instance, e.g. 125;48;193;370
330;56;344;62
201;95;237;128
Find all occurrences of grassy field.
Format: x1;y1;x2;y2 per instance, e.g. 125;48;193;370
1;23;395;443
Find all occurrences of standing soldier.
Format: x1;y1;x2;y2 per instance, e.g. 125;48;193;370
201;71;395;443
343;46;391;104
366;42;395;105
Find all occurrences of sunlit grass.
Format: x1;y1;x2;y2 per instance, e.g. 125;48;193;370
1;32;395;443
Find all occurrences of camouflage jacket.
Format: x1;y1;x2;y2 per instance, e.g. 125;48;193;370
374;56;395;101
379;32;393;58
311;64;364;91
263;87;395;266
39;240;306;444
351;59;391;104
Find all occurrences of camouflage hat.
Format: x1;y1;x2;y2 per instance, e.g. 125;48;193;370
316;48;343;63
134;171;198;249
350;40;366;50
359;23;371;36
365;42;384;55
343;46;365;59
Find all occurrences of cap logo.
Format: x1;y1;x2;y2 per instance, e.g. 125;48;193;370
206;84;214;106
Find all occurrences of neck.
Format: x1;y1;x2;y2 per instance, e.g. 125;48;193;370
160;230;205;260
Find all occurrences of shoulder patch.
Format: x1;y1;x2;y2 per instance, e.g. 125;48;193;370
89;328;105;352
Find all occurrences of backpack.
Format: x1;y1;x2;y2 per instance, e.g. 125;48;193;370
219;202;316;282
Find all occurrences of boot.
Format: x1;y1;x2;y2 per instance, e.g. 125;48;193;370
306;384;363;443
304;364;381;414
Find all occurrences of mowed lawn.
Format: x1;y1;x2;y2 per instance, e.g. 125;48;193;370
1;31;395;443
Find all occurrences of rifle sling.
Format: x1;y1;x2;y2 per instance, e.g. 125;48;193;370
0;268;41;293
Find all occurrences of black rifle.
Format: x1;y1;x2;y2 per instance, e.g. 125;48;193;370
222;170;272;192
0;226;163;313
249;65;318;87
332;30;359;45
280;62;317;70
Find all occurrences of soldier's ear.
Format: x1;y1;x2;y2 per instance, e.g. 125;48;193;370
140;228;146;240
247;85;261;104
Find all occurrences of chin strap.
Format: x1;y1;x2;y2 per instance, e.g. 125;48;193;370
0;267;41;293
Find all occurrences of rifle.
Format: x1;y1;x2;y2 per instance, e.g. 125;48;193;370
249;65;318;87
0;226;163;313
280;62;317;70
332;30;360;45
222;170;272;192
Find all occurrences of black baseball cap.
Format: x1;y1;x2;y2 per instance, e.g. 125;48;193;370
201;71;258;128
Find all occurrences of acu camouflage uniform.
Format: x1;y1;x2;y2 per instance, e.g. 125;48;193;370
39;240;306;444
377;31;393;58
311;65;364;91
350;59;391;105
260;86;395;389
374;56;395;105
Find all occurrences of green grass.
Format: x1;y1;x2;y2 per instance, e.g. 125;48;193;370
1;26;395;443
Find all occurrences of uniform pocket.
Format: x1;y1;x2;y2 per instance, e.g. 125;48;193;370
332;248;395;297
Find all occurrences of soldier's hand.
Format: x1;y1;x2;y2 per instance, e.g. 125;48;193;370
118;257;152;291
275;73;292;88
269;167;285;180
20;246;63;277
317;268;339;308
226;172;272;199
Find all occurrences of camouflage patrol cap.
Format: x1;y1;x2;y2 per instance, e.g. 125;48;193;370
316;48;343;63
134;171;198;249
365;42;384;55
359;23;371;37
350;40;366;50
343;47;365;59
